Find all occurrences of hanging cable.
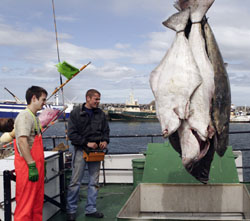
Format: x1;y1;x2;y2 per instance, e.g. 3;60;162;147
51;0;69;148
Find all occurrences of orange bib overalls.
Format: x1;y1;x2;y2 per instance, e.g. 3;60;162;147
14;110;44;221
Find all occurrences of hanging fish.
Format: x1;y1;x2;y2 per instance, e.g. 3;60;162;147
151;0;230;183
186;0;215;142
149;8;202;138
204;20;231;157
159;0;218;183
168;0;215;179
38;108;61;128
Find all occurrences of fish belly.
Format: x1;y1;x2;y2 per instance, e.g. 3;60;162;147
150;32;202;137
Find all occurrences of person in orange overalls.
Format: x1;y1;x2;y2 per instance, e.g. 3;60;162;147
14;86;47;221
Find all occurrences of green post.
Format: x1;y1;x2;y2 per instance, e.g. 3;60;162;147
132;158;145;188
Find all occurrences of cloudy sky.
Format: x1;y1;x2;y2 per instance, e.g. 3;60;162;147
0;0;250;105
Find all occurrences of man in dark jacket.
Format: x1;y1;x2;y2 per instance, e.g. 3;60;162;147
66;89;110;221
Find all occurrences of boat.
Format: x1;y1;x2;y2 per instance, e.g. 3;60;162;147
230;115;250;123
0;100;74;120
230;110;250;123
108;93;158;122
230;104;250;123
0;87;74;120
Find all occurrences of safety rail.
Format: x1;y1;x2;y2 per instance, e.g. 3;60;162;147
42;130;250;148
42;131;250;183
3;151;66;221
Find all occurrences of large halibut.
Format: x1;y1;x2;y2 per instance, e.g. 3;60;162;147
149;9;202;138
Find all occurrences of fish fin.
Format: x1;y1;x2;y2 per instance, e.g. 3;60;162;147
175;0;215;22
173;107;181;119
190;0;215;22
177;0;190;11
173;102;190;120
173;1;181;11
184;101;190;119
208;123;215;139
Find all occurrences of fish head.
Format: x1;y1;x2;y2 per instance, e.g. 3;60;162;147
214;124;229;157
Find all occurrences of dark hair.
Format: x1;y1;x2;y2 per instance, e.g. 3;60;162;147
85;89;101;99
25;86;48;104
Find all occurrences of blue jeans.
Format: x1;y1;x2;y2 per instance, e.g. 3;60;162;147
66;148;101;214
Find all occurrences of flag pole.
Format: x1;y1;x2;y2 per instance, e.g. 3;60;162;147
47;61;91;101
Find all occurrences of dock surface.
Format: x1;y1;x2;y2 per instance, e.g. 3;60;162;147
48;183;133;221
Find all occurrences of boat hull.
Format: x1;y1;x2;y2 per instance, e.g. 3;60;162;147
230;115;250;123
0;102;71;119
108;111;158;122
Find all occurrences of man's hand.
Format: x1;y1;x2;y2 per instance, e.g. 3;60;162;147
99;141;107;150
87;142;98;149
28;162;39;182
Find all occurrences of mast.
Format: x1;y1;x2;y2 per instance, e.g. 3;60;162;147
51;0;69;148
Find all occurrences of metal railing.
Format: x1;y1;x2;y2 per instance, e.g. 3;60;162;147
42;131;250;182
42;130;250;149
2;151;66;221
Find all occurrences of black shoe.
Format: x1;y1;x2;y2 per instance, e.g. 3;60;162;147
85;211;104;218
67;213;76;221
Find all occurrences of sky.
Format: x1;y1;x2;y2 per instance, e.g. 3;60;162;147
0;0;250;105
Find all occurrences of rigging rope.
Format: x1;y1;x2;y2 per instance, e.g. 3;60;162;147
51;0;69;148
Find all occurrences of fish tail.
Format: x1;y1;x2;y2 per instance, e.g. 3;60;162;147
162;8;190;32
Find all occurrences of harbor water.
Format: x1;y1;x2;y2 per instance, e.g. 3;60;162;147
42;121;164;153
43;121;250;153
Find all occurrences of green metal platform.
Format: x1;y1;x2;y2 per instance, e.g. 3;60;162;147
142;142;239;184
48;184;134;221
117;143;250;220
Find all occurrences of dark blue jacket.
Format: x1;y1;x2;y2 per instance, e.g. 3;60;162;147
68;103;110;149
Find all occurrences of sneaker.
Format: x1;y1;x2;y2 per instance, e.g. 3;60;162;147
85;211;104;218
67;213;76;221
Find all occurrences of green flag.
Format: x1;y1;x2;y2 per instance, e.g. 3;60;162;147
56;61;79;80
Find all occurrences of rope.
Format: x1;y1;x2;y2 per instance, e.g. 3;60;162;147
176;30;185;34
51;0;69;148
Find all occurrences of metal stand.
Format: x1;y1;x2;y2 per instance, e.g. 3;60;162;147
3;151;66;221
